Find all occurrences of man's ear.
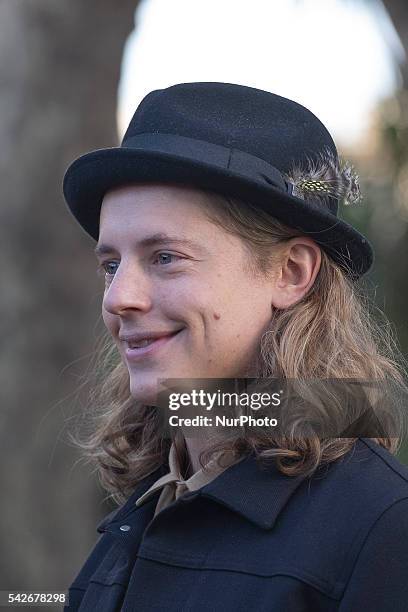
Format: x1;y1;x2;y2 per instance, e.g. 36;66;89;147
271;238;321;310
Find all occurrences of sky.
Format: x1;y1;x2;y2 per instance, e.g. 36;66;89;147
117;0;405;148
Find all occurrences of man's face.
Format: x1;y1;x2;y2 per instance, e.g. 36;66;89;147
97;183;276;404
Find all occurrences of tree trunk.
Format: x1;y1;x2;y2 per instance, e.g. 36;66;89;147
0;0;139;595
382;0;408;87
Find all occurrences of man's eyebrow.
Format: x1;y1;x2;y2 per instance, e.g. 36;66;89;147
94;233;207;257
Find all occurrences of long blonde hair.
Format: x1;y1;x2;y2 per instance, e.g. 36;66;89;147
69;189;408;504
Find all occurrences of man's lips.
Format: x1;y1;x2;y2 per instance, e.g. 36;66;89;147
124;329;184;361
119;328;184;344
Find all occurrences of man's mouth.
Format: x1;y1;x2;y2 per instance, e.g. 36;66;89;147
124;329;184;360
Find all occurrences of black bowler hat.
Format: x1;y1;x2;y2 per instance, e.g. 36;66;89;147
63;81;374;279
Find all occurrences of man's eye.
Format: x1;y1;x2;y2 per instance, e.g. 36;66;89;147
154;252;181;265
96;261;118;277
96;253;181;278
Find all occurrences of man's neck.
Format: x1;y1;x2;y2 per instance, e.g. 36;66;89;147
182;432;211;477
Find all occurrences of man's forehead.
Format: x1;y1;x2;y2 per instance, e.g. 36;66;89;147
99;184;217;227
101;182;212;203
97;185;226;256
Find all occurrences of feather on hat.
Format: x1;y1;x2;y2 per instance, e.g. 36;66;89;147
284;146;362;208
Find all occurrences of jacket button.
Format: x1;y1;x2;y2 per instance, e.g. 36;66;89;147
119;524;131;531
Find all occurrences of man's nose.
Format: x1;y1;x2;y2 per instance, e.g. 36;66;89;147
102;262;153;315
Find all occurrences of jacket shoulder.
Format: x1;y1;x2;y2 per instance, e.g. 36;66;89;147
274;438;408;600
336;437;408;505
312;437;408;525
338;495;408;610
357;437;408;484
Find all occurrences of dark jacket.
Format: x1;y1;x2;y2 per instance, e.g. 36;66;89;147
64;438;408;611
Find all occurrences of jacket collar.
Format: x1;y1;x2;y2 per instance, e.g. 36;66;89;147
97;451;310;533
199;452;309;530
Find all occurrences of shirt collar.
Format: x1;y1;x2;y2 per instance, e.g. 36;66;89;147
135;442;240;507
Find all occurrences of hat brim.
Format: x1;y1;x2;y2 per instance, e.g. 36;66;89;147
63;147;374;280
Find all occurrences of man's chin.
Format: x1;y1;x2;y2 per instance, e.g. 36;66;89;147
129;381;160;406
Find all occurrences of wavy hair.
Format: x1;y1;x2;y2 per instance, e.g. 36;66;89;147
69;188;408;504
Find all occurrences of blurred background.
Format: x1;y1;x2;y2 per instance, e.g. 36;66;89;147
1;0;407;603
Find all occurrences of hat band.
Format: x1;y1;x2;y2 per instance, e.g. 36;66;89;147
122;132;292;196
